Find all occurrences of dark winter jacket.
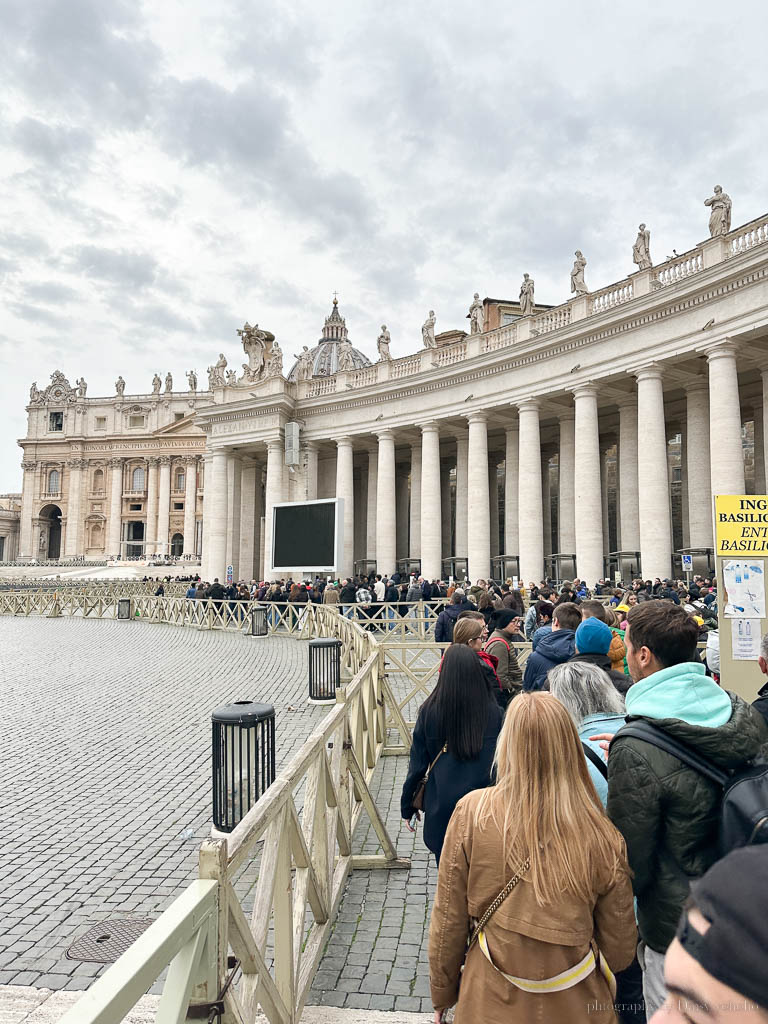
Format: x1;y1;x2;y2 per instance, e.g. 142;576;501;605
522;629;576;691
607;679;768;953
384;584;399;602
754;680;768;728
339;582;357;603
568;651;632;695
400;698;503;861
433;601;477;642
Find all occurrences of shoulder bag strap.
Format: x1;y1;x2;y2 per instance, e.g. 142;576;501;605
615;721;729;786
425;743;447;779
468;857;531;949
581;741;608;779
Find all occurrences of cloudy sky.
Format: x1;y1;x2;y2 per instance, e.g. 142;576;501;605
1;0;767;490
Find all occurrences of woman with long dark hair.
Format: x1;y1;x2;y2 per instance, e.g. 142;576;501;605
400;644;503;864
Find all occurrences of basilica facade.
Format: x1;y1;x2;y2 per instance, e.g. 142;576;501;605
15;206;768;584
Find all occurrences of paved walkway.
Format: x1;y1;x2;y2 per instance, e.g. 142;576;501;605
0;619;322;991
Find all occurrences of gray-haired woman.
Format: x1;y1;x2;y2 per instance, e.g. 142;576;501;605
547;661;625;807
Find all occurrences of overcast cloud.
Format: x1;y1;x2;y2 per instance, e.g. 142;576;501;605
1;0;767;489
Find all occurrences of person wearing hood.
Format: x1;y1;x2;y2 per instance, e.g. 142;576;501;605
434;589;476;642
522;602;581;691
484;609;524;705
570;617;632;695
605;602;768;1017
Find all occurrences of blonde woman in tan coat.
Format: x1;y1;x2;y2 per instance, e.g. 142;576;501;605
429;693;637;1023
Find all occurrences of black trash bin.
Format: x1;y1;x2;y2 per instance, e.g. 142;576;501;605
308;638;342;704
211;701;275;832
117;598;131;619
249;605;268;636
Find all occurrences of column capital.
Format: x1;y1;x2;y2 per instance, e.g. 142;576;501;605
147;455;161;466
107;456;123;468
157;455;172;466
336;435;354;449
181;454;200;465
504;422;519;437
558;409;575;422
699;338;740;362
686;378;709;395
21;459;38;470
572;382;599;401
465;410;487;425
632;362;664;383
304;440;319;452
376;429;396;442
420;420;441;435
516;397;540;413
266;439;283;454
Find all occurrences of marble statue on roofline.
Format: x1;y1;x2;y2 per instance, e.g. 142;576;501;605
377;325;392;361
570;251;588;295
267;340;283;377
75;377;87;398
294;346;313;381
165;372;173;393
186;369;197;392
115;375;125;396
468;293;484;334
519;274;535;316
705;185;732;237
152;374;162;394
422;310;437;348
632;224;653;270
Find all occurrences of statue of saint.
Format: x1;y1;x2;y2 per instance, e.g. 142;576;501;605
225;369;236;385
294;346;313;381
267;340;283;377
422;310;437;348
570;251;588;295
338;340;356;371
377;325;392;361
186;370;197;392
165;372;173;393
76;377;87;398
519;274;535;315
632;224;652;270
29;382;41;404
152;374;162;394
207;366;217;390
704;185;732;237
115;376;126;396
238;322;269;376
468;293;484;334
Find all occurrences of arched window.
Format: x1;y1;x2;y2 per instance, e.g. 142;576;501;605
131;466;145;491
93;468;104;492
48;469;60;493
175;468;185;490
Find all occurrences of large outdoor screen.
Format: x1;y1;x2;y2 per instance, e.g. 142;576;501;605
271;499;342;573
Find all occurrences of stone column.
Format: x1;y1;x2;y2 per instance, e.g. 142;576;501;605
354;467;366;564
706;341;745;497
156;456;172;558
409;443;421;561
441;464;453;558
305;441;319;500
366;448;377;564
455;433;469;560
618;398;640;553
207;450;229;581
376;430;396;575
753;406;766;494
263;440;283;580
239;458;257;580
19;460;37;558
600;445;611;559
686;382;713;547
635;366;672;579
762;371;768;494
104;458;123;560
518;400;543;585
200;454;213;577
542;451;553;562
396;467;409;560
504;425;519;559
573;385;604;585
420;421;442;580
225;455;242;579
466;412;490;582
489;458;500;559
336;437;355;578
63;459;84;557
145;457;159;555
558;412;576;555
182;456;198;557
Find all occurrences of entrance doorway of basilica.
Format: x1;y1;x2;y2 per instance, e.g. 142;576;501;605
125;521;145;558
38;504;62;559
170;533;183;558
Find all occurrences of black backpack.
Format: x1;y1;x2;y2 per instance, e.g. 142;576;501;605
614;720;768;854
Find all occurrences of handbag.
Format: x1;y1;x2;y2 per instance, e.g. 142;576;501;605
411;744;446;811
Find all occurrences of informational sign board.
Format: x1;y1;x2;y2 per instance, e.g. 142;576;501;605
271;498;343;574
715;495;768;701
614;570;622;583
512;576;519;591
681;554;693;572
226;564;234;585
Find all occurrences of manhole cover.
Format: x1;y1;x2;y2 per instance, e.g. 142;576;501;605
66;918;155;963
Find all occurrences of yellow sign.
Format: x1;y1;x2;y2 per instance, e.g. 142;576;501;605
715;495;768;555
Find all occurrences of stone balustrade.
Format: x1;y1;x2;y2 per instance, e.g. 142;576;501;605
590;279;634;314
728;212;768;257
656;247;704;286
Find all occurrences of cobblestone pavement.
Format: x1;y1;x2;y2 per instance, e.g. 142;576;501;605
0;618;325;992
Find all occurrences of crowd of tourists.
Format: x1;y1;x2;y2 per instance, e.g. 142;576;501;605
399;586;768;1023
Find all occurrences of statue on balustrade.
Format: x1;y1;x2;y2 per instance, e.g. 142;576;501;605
186;369;197;392
75;377;87;398
115;375;125;396
468;293;484;334
570;251;589;295
632;224;653;270
295;346;313;381
519;274;535;315
267;340;283;377
422;310;437;348
705;185;732;237
152;374;162;394
238;322;268;376
225;369;237;385
377;325;392;361
165;372;173;393
338;340;356;371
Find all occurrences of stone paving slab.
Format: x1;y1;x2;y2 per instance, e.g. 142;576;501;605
0;986;427;1023
0;619;325;991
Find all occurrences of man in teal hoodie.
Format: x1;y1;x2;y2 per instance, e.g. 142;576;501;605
606;602;768;1018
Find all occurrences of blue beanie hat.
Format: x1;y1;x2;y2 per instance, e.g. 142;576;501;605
575;617;612;656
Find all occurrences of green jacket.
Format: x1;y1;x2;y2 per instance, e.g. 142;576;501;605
607;665;768;953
